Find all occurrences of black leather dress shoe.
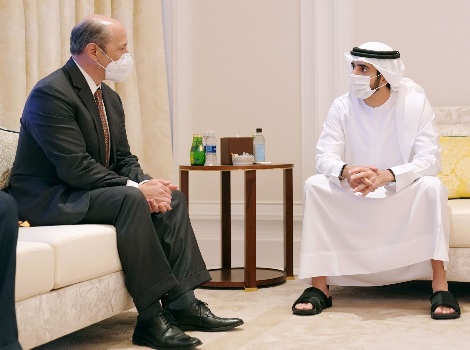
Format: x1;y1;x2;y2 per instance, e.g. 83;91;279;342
132;310;202;350
167;299;244;332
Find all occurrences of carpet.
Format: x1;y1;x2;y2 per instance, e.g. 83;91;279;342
34;280;470;350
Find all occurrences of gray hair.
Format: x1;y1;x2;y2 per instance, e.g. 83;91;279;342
70;17;111;55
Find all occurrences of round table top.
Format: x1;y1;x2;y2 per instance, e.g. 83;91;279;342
179;163;293;171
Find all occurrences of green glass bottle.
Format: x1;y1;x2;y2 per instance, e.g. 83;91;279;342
190;134;198;165
193;134;205;165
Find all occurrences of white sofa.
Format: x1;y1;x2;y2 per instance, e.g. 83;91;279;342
0;106;469;349
14;224;133;349
434;106;470;281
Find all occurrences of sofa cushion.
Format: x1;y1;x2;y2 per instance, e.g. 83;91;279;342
18;224;122;289
0;127;19;189
16;241;54;302
438;136;470;199
448;199;470;248
434;106;470;137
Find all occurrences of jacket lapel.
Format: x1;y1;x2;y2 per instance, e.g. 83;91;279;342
62;58;108;166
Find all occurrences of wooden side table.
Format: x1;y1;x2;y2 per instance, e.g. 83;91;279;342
179;163;294;291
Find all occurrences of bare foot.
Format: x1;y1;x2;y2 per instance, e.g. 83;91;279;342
433;305;455;315
431;260;456;315
295;302;314;311
431;289;456;315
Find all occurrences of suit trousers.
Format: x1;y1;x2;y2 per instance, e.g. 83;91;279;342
0;191;22;350
78;186;211;313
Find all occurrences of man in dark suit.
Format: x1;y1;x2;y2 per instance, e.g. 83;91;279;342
9;14;243;350
0;191;22;350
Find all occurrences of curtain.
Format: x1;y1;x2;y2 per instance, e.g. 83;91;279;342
0;0;173;179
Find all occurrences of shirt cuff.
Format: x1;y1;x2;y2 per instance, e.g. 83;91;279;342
126;179;149;188
126;179;139;188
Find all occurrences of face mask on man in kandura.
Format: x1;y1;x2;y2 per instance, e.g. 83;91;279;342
349;73;387;99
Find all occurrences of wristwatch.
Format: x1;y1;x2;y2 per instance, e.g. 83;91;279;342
338;164;347;180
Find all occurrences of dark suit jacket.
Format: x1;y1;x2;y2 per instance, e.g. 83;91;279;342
9;58;151;226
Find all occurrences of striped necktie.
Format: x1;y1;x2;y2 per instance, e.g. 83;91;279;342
93;88;110;167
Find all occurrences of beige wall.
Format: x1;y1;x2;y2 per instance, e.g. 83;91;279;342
186;0;302;207
351;0;470;107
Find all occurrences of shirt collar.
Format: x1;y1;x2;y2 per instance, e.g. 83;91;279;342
73;58;101;95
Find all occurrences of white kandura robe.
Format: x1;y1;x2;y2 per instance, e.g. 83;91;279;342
299;80;450;286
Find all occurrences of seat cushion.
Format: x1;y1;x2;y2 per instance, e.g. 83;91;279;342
18;224;122;289
448;199;470;248
16;241;54;302
438;136;470;198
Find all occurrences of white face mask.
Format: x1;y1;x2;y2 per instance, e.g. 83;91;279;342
96;46;133;82
349;73;386;99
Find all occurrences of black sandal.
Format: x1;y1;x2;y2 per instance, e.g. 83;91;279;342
430;290;460;320
292;287;332;316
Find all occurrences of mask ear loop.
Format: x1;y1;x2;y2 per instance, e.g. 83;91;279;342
371;73;388;91
94;44;113;71
96;45;114;62
370;73;381;80
374;82;388;91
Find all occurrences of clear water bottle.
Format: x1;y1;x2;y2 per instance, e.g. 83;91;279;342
253;128;265;162
204;131;217;166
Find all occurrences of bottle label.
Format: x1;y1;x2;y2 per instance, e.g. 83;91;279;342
193;141;205;165
205;145;216;154
254;144;265;162
194;150;205;165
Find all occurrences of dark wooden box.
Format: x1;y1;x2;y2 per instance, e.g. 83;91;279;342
220;137;253;165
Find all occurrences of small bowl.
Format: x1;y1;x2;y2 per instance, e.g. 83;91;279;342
232;154;254;165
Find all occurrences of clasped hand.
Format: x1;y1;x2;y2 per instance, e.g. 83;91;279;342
139;179;178;213
343;165;393;197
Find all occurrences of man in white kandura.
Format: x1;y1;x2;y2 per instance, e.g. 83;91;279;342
292;42;460;320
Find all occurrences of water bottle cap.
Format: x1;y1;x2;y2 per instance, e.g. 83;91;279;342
256;128;262;133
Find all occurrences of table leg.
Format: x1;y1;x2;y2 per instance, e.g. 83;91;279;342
180;170;189;207
283;168;294;279
221;171;231;269
244;170;256;290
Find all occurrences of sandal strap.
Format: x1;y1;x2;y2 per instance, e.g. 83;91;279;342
292;287;332;311
430;291;460;314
